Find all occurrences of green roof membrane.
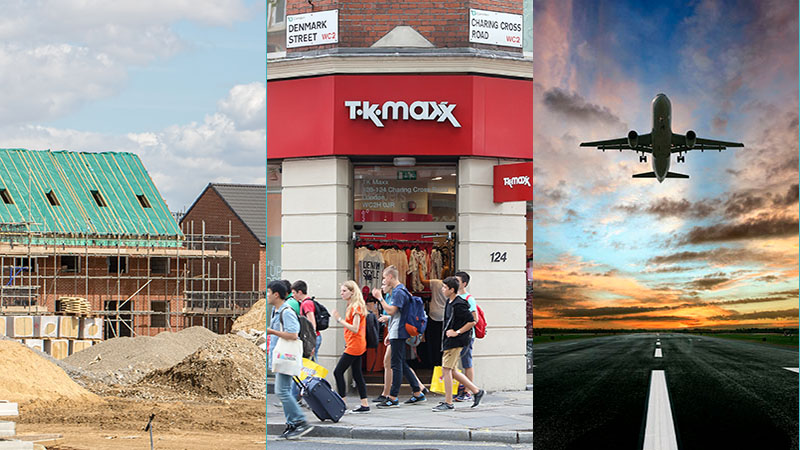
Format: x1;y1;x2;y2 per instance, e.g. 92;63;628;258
0;149;182;247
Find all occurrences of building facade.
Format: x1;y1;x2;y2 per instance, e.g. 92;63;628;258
268;0;532;391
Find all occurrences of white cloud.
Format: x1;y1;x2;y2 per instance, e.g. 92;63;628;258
0;83;266;212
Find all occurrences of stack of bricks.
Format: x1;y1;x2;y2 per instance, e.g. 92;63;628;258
286;0;522;52
0;401;33;450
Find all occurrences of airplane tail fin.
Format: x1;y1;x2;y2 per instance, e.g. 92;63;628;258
632;172;657;178
665;172;689;178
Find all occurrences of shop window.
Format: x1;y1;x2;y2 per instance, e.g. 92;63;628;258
136;194;151;208
91;190;107;207
151;301;168;328
150;257;169;275
46;190;60;206
0;189;13;205
60;255;80;273
108;256;128;274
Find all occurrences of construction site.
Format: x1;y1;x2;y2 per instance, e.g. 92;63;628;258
0;149;268;449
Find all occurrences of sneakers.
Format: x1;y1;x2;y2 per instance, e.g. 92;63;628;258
278;423;295;439
376;397;400;408
403;393;427;404
284;421;314;440
471;389;485;408
454;392;472;402
372;395;389;403
432;401;455;412
351;405;371;413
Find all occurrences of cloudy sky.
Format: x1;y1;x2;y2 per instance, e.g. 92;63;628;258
0;1;266;212
533;0;798;329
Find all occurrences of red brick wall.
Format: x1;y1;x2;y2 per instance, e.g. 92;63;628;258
286;0;522;52
180;187;264;293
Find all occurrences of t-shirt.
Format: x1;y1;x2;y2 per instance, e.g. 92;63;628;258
357;249;385;291
428;279;446;322
268;302;300;371
300;298;321;336
387;284;409;340
344;305;367;356
460;292;477;313
285;296;301;316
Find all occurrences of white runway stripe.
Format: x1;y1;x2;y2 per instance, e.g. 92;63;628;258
784;367;799;373
643;370;678;450
654;348;662;358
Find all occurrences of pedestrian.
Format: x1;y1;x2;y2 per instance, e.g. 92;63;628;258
266;280;314;439
293;280;322;362
374;266;427;408
433;276;485;412
331;280;371;413
419;273;446;367
371;283;428;404
283;280;301;315
453;271;477;402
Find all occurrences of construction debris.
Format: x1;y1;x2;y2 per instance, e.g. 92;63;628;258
230;298;267;332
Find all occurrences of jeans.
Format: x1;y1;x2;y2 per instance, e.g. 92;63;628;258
460;337;474;369
389;338;421;398
333;352;367;399
275;372;305;426
312;334;322;362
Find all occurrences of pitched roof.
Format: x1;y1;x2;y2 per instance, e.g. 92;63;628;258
0;149;182;246
183;183;265;244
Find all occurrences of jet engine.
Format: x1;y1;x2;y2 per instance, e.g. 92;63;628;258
627;130;639;148
685;130;696;149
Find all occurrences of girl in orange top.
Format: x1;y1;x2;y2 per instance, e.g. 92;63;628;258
332;280;370;413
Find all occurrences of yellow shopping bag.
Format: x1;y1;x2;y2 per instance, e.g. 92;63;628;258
430;366;460;395
298;358;329;381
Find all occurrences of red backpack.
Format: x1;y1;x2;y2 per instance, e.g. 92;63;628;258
465;294;487;339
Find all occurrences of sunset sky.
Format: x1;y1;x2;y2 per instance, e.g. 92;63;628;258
532;0;799;329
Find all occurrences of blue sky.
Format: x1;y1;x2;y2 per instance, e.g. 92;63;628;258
0;1;266;211
533;0;798;329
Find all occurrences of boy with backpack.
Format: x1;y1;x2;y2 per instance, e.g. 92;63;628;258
453;271;485;402
433;276;485;412
292;280;330;362
374;265;427;408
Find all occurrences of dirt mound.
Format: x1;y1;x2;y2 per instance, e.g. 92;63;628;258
140;334;266;400
63;326;218;385
231;298;267;332
0;340;99;403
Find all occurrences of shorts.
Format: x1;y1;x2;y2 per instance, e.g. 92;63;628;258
442;347;463;369
460;338;474;369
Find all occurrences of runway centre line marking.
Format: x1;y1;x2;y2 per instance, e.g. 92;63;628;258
784;367;799;373
643;370;679;450
654;348;662;358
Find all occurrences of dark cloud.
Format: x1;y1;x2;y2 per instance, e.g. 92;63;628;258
681;215;798;245
645;266;694;274
588;315;691;322
531;280;584;309
723;192;767;218
757;275;779;283
542;88;623;126
708;295;795;306
649;247;772;265
616;198;718;219
708;308;799;321
554;305;669;318
687;277;731;291
773;183;799;207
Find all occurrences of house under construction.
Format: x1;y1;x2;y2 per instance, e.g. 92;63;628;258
0;148;261;338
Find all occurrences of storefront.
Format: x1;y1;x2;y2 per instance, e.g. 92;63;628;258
267;72;532;390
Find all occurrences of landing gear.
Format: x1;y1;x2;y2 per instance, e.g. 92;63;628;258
639;155;647;163
677;155;685;163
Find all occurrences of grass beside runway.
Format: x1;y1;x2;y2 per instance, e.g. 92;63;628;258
710;333;798;348
531;333;612;344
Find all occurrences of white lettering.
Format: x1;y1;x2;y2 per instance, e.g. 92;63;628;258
345;100;461;128
503;176;531;188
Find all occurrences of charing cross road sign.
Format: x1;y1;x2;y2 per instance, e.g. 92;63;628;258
345;100;461;128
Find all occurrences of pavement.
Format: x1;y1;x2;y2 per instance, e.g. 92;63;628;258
267;387;533;444
533;333;799;450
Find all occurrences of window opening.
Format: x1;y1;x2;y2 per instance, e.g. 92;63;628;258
0;189;13;205
108;256;128;274
136;194;151;208
91;190;107;207
46;190;60;206
61;255;79;273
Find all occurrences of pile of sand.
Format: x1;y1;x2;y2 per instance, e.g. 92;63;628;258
231;298;267;332
0;340;99;403
140;334;266;400
63;326;218;385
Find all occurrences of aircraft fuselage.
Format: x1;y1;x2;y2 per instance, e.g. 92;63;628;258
651;93;672;182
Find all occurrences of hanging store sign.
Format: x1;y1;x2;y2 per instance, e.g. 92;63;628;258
286;9;338;48
493;162;533;202
344;100;461;128
469;9;523;48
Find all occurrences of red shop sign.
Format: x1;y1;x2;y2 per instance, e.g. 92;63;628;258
493;162;532;203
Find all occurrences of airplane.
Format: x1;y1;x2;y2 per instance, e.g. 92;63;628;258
579;93;744;182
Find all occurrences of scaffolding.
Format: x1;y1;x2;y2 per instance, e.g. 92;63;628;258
0;220;263;338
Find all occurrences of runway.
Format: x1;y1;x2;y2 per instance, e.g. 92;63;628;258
532;334;799;450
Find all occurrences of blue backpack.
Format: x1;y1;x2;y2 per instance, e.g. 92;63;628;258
399;285;427;337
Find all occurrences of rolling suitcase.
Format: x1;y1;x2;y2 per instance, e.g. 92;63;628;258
293;376;346;423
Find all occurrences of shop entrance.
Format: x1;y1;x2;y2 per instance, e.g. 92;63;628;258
354;230;456;387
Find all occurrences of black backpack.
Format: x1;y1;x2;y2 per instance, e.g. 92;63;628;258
309;297;331;331
280;308;316;359
365;312;380;348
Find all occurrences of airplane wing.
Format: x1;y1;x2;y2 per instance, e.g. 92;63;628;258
580;133;652;152
670;133;744;153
